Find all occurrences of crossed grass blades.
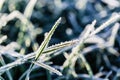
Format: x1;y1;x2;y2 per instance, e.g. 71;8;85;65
0;1;120;79
0;12;120;80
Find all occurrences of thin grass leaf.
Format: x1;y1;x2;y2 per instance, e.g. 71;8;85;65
25;17;62;80
108;23;119;46
105;71;112;79
0;35;7;44
19;70;28;80
77;74;109;80
0;0;5;11
80;20;96;39
35;17;61;60
32;61;62;76
107;47;119;56
0;55;13;80
90;13;120;36
43;39;79;54
24;0;37;19
113;69;120;80
78;54;93;77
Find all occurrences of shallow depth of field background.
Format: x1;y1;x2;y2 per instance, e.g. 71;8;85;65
0;0;120;80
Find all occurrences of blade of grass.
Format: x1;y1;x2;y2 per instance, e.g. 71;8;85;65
0;35;7;44
105;71;112;79
32;61;62;76
0;0;5;11
108;23;119;46
35;17;61;60
90;13;120;36
0;55;13;80
24;0;37;19
43;39;79;54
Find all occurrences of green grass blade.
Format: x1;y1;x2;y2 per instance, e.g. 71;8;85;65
35;17;61;60
43;39;79;54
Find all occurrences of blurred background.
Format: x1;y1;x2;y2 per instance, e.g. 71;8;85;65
0;0;120;80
